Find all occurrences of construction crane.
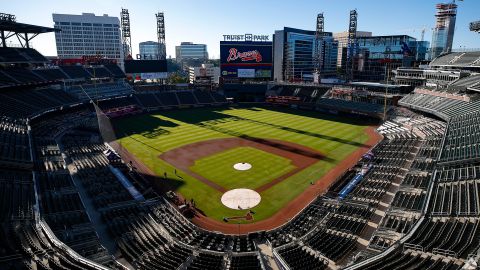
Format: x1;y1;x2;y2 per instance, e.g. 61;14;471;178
399;26;429;41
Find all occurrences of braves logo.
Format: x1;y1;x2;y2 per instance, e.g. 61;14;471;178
227;48;263;62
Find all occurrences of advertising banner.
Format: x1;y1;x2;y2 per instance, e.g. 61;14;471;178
238;69;255;78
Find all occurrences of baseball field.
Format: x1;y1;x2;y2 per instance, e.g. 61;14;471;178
113;106;375;226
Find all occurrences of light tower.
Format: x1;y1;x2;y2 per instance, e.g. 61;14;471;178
120;8;132;59
156;12;166;60
346;9;358;82
314;13;325;82
470;20;480;33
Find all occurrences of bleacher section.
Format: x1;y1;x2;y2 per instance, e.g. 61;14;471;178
0;47;47;63
60;65;92;80
0;88;80;118
104;64;126;78
66;82;133;100
32;68;68;81
0;117;31;165
0;63;124;88
316;98;386;116
135;90;228;109
449;74;480;92
85;67;115;78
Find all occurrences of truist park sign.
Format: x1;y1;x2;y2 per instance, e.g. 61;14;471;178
222;34;270;42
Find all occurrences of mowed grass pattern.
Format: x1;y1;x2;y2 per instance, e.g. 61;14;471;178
190;147;296;190
113;106;371;222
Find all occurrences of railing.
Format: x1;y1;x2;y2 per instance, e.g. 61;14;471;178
403;243;424;252
271;247;291;270
39;220;113;270
432;248;457;258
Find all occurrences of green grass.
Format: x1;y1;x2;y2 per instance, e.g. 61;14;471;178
113;106;372;223
190;147;296;190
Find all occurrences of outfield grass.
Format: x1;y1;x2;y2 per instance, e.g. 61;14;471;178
113;106;371;223
190;147;296;190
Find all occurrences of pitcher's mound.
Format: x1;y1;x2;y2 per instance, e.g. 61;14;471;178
233;162;252;171
221;189;261;210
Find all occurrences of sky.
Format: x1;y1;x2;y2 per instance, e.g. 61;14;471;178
3;0;480;58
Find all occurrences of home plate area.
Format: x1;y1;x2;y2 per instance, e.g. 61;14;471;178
221;188;261;210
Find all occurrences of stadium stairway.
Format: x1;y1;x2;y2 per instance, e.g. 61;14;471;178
356;140;420;249
255;240;281;270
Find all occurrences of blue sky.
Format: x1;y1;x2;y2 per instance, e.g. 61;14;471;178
3;0;480;58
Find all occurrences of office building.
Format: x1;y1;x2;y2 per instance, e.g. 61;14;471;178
273;27;337;82
175;42;208;68
431;3;457;59
52;13;122;61
139;41;165;60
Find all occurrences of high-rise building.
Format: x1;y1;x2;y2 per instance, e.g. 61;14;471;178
273;27;337;82
175;42;208;68
317;34;339;78
139;41;165;60
431;3;457;59
333;31;372;69
52;13;122;61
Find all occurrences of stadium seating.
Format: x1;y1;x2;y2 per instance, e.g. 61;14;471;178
104;64;126;78
60;65;93;79
230;254;262;270
177;91;198;105
4;54;480;269
194;90;216;104
85;67;114;78
0;88;80;118
66;82;133;100
277;245;328;270
32;68;68;81
0;47;47;63
0;169;34;222
0;117;31;164
316;98;386;115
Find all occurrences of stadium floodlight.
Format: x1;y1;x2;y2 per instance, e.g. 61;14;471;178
0;13;16;22
470;20;480;33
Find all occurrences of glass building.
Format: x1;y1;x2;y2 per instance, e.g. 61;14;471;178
139;41;164;60
175;42;208;68
273;27;337;82
354;35;427;82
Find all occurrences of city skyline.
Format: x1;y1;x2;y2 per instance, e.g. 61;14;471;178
2;0;480;59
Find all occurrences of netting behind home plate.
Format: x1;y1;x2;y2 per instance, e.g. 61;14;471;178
93;102;118;144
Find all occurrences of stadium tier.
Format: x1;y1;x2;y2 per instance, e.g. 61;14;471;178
0;47;48;63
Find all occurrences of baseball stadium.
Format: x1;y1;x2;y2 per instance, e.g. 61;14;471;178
1;3;480;270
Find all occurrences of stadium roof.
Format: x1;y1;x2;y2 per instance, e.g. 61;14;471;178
0;20;56;34
349;81;409;89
